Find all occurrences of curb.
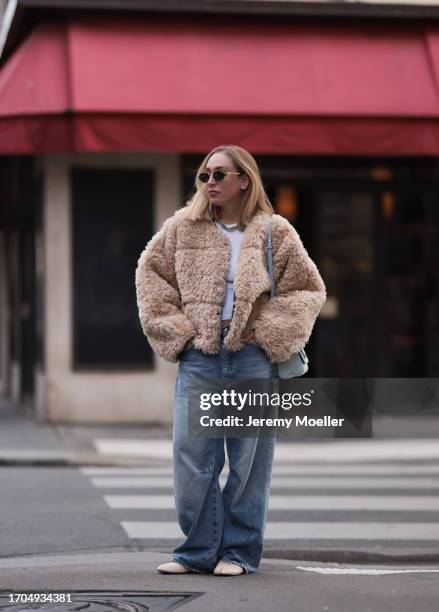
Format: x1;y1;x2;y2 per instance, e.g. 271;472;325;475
0;453;172;467
263;548;439;564
0;548;438;569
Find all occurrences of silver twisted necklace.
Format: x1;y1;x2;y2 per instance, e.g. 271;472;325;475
218;220;239;232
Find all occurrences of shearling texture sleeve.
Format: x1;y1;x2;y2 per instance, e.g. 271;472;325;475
252;218;327;363
135;218;197;363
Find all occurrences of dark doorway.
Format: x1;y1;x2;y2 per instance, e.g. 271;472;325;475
71;167;155;370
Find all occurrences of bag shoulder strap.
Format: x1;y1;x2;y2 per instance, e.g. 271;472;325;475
266;215;308;364
266;216;275;298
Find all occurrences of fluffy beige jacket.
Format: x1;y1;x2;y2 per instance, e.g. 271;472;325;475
135;207;326;364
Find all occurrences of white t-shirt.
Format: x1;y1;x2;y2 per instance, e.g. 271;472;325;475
215;221;245;320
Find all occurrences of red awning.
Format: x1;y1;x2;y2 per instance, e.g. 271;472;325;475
2;19;439;154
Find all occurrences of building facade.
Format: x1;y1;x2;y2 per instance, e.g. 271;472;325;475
1;0;438;422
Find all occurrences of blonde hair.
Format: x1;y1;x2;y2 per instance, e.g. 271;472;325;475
184;145;274;230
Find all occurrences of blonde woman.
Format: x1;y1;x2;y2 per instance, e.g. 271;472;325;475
135;145;326;576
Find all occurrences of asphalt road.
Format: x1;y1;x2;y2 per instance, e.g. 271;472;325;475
1;463;439;610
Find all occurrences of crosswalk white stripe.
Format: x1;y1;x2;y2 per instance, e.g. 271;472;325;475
93;438;439;462
104;494;439;511
80;467;175;476
81;464;439;476
91;476;439;489
121;521;439;540
94;440;172;458
296;566;439;575
105;495;174;509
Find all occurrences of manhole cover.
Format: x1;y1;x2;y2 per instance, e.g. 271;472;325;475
0;591;202;612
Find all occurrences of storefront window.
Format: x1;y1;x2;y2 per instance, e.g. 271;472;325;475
71;167;154;369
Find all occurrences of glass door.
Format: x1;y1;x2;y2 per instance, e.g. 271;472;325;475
314;188;380;377
381;188;439;376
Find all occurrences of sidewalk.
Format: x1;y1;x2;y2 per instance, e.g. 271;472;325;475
0;396;173;466
0;550;438;612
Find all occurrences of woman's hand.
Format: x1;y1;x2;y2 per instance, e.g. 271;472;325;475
241;331;255;344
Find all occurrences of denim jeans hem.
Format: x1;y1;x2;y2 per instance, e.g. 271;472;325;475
170;554;212;574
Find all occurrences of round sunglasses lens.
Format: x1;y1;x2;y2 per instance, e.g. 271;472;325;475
213;171;226;181
198;173;209;183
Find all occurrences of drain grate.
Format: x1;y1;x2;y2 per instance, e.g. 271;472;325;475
0;591;202;611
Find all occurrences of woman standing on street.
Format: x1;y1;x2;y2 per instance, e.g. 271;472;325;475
135;145;326;576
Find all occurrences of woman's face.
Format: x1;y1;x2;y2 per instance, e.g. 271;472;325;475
203;152;248;209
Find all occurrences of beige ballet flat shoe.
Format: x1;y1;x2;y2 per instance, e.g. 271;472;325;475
157;561;191;574
213;560;245;576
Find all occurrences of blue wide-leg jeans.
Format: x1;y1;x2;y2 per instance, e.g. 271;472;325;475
170;325;278;575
